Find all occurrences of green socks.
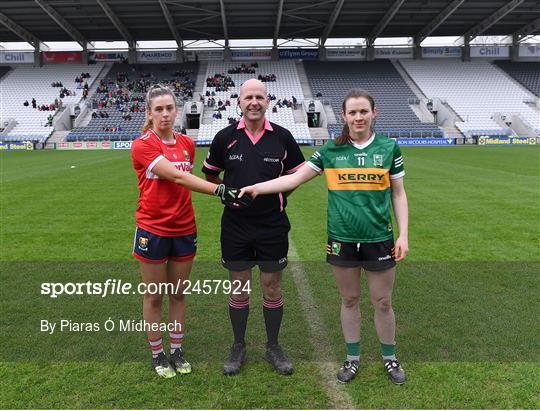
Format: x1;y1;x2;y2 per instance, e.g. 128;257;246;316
381;343;397;360
346;341;360;362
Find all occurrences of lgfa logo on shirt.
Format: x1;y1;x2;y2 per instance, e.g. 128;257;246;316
229;154;243;162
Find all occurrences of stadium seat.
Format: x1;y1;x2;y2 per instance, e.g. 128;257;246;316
0;64;104;142
400;59;540;135
303;61;442;138
199;61;311;142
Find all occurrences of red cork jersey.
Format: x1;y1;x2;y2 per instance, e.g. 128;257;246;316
131;129;196;237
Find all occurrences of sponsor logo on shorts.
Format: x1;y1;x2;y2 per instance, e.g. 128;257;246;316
278;257;287;265
378;254;392;261
328;241;341;256
138;237;149;252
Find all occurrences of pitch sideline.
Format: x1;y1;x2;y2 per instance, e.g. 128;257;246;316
288;240;354;409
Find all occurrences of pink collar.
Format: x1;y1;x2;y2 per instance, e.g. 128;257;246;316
237;117;273;145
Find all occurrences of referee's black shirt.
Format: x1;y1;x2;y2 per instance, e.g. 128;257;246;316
202;118;305;219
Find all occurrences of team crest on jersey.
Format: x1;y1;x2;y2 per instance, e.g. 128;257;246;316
138;237;149;252
373;154;384;166
172;153;178;159
183;150;190;161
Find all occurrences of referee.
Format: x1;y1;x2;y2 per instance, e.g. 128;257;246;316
202;79;305;376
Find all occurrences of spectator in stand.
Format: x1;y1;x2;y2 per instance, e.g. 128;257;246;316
46;114;53;127
32;98;37;109
23;100;29;107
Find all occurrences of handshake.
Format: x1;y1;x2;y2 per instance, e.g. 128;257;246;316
214;184;253;209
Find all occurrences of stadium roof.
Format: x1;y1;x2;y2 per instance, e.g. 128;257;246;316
0;0;539;47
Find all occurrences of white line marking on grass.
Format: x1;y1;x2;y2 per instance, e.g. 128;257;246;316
288;240;354;410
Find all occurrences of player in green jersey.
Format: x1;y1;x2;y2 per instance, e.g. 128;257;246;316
239;89;409;385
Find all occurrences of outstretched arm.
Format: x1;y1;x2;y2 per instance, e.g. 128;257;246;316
391;177;409;261
152;159;250;208
240;163;319;199
152;158;218;195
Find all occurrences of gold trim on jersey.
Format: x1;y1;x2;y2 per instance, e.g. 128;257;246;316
324;168;390;191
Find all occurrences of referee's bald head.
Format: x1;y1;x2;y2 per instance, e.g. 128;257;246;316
240;79;267;98
238;78;269;121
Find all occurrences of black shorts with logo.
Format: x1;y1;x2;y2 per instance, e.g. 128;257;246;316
326;238;396;271
221;210;290;272
132;227;197;264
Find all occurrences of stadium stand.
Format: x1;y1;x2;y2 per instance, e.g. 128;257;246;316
0;64;104;142
65;63;198;142
493;61;540;97
199;61;311;142
303;61;443;139
400;59;540;136
0;66;11;80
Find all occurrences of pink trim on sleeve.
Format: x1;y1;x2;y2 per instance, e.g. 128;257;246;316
285;161;305;174
203;160;223;172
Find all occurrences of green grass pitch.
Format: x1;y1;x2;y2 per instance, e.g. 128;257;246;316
1;146;539;409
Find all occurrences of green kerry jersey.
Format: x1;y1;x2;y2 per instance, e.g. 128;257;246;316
307;133;405;243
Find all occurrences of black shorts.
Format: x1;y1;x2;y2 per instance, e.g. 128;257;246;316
326;238;396;271
132;227;197;264
221;211;290;272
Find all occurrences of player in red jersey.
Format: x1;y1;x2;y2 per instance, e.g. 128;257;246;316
131;84;251;378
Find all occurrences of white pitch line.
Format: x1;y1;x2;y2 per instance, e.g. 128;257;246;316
288;240;355;409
